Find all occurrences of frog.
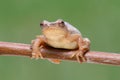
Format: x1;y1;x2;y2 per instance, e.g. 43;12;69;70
31;19;90;64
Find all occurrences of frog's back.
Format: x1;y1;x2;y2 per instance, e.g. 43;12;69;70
65;22;81;34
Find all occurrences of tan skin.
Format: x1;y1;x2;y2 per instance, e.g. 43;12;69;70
31;19;90;64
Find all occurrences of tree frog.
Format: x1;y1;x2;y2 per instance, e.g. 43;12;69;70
31;19;90;64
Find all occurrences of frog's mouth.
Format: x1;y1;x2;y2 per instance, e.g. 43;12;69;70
42;26;67;37
40;19;68;39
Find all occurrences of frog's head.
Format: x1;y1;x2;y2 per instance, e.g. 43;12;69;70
40;19;68;40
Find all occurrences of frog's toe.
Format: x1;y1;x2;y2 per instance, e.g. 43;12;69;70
31;52;43;59
76;52;86;63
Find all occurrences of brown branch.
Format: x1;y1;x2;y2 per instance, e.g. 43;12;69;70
0;41;120;66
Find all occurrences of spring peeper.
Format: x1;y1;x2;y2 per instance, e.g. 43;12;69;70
31;19;90;64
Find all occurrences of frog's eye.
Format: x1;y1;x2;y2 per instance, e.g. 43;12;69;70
40;20;50;27
40;22;47;28
58;20;65;27
60;21;64;24
57;19;64;23
40;22;44;26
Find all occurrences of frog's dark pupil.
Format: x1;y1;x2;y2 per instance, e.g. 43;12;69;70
61;21;64;24
40;23;44;26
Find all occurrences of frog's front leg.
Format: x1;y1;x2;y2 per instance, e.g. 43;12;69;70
31;35;45;59
76;37;90;63
70;34;90;63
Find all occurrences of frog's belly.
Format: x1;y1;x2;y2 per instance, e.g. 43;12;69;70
47;39;78;49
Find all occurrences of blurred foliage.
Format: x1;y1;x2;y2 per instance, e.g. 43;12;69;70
0;0;120;80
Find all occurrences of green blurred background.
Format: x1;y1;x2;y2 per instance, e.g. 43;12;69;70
0;0;120;80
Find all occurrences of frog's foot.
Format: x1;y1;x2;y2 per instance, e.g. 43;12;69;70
71;37;90;63
70;51;86;63
31;46;44;59
32;52;43;59
31;39;44;59
48;59;61;64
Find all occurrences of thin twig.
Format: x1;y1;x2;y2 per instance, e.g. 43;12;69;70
0;41;120;66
